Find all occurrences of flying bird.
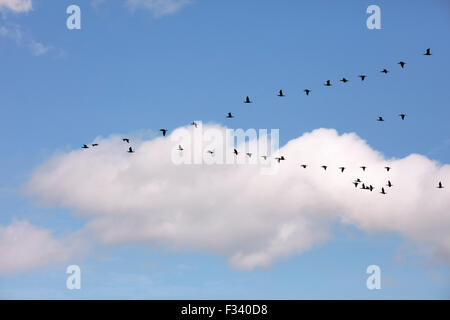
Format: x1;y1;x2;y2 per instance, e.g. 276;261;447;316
387;181;393;188
321;165;328;171
358;75;367;81
399;114;406;120
275;156;285;163
385;166;391;172
128;147;134;153
160;129;168;136
324;80;332;87
178;145;184;151
354;179;362;183
191;121;198;128
234;149;238;155
424;48;432;56
377;116;385;122
437;182;444;189
261;156;268;160
360;183;366;190
380;187;387;194
122;138;130;143
207;150;215;155
246;153;252;158
360;166;367;171
304;89;311;96
301;164;307;168
91;144;99;147
398;61;406;68
278;90;285;97
381;69;388;74
227;112;234;118
353;182;359;188
369;185;374;192
82;144;89;149
244;96;252;104
340;78;348;83
339;167;346;172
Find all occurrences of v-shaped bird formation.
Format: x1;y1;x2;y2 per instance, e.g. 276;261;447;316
80;48;444;194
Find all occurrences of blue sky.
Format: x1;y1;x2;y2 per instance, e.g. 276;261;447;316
0;0;449;299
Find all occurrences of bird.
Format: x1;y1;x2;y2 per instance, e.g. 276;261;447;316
399;114;406;120
437;182;444;189
340;78;348;83
128;147;134;153
246;153;252;158
278;90;285;97
387;181;393;188
301;164;307;168
360;183;366;190
321;165;328;171
385;166;391;172
160;129;168;136
82;144;89;149
122;138;130;143
339;167;346;172
424;48;432;56
381;69;388;74
358;75;367;81
377;116;385;122
207;150;215;155
354;178;362;183
369;185;374;192
92;143;99;147
360;166;367;171
275;156;285;163
398;61;406;68
244;96;252;103
234;149;238;155
324;80;332;86
178;145;184;151
227;112;234;118
304;89;311;96
353;182;359;188
380;187;387;194
261;156;268;160
191;121;198;128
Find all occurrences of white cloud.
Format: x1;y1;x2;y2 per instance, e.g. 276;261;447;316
0;23;50;55
0;0;32;13
26;125;450;270
0;220;84;274
126;0;192;17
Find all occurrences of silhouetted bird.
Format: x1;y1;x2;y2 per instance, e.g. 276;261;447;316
380;187;387;194
437;182;444;189
360;166;367;171
424;48;432;56
122;138;130;143
340;78;348;83
377;116;385;122
354;182;359;188
207;150;214;155
324;80;332;86
399;114;406;120
354;179;362;183
244;96;252;103
261;156;268;160
381;69;388;74
234;149;238;155
358;75;367;81
246;153;252;158
301;164;307;168
304;89;311;96
278;90;285;97
191;121;198;128
339;167;346;172
160;129;168;136
128;147;134;153
385;166;391;172
275;156;285;163
92;144;99;147
398;61;406;68
360;183;366;190
369;185;374;192
178;145;184;151
321;165;328;171
387;180;393;188
82;144;89;149
227;112;234;118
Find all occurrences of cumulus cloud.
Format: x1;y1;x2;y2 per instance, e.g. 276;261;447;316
26;125;450;270
126;0;192;17
0;0;32;13
0;23;50;55
0;220;84;274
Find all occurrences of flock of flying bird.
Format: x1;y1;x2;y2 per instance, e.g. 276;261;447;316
81;48;445;194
